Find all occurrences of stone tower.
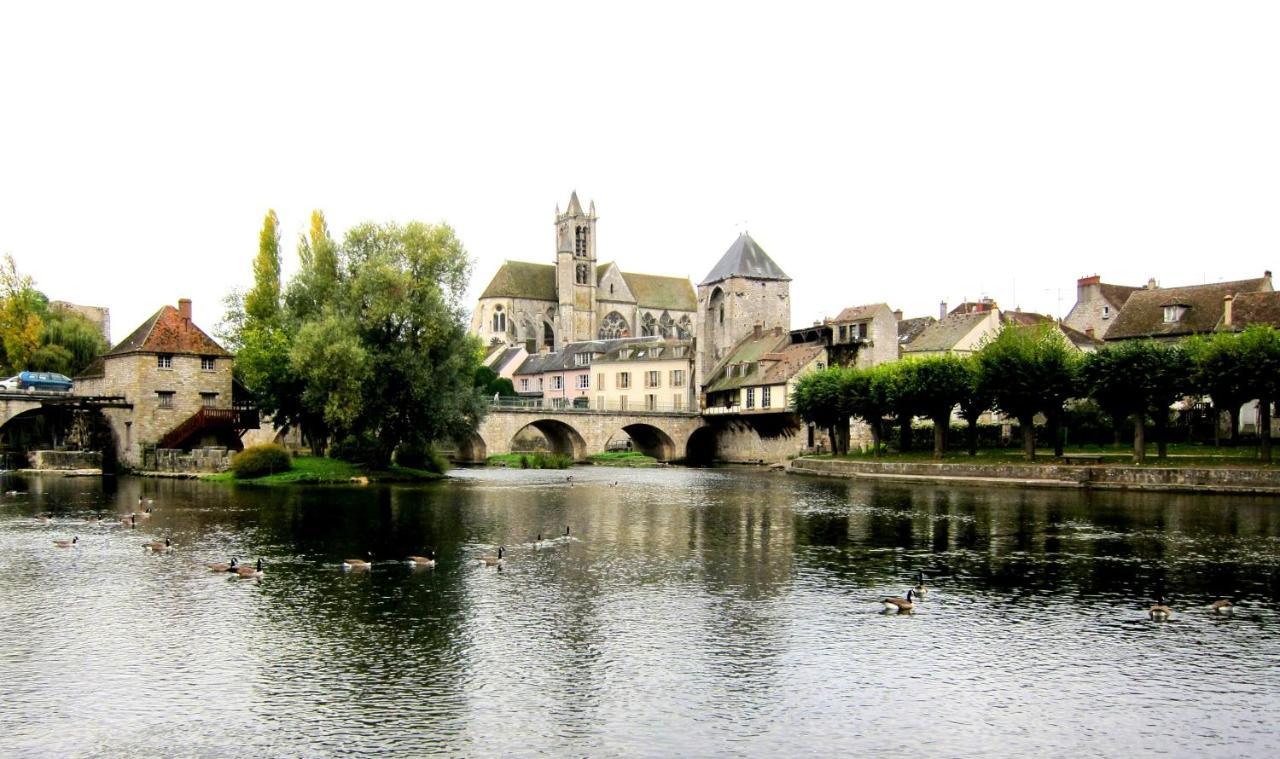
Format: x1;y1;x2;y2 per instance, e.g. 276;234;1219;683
554;191;598;347
696;232;791;386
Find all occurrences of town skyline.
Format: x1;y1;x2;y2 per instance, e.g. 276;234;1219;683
3;3;1278;337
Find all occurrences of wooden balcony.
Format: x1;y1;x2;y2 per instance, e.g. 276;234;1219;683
159;405;260;450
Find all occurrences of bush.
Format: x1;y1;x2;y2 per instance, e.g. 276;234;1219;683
394;441;449;473
232;444;292;479
329;432;382;466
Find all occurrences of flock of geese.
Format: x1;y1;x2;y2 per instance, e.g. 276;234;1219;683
340;526;573;572
881;573;1236;620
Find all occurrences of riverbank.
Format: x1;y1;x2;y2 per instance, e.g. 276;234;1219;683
200;456;444;486
789;456;1280;494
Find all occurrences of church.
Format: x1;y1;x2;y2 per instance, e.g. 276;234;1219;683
471;192;698;351
472;191;793;392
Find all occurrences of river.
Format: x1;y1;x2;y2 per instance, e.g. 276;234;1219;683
0;466;1277;757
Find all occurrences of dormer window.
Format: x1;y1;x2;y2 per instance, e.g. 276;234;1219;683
574;352;591;367
1163;305;1187;323
1102;305;1111;319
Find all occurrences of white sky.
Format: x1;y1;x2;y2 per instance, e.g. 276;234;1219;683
1;2;1277;341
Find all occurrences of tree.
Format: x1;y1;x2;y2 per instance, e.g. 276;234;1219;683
976;324;1075;461
31;305;108;376
286;210;339;322
1187;332;1251;445
474;365;516;399
956;355;993;456
1237;326;1280;463
879;361;923;452
0;254;45;373
1081;340;1188;463
910;355;970;458
857;365;899;457
244;210;282;324
794;367;849;454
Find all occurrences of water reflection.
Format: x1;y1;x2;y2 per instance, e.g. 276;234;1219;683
0;467;1277;756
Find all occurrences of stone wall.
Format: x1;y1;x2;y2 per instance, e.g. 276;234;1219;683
29;450;102;470
144;447;232;473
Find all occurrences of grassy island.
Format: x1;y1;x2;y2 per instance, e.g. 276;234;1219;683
203;454;445;486
587;451;658;467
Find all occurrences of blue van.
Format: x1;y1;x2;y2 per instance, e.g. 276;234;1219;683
17;371;73;393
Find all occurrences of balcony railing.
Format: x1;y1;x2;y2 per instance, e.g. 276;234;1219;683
488;397;696;415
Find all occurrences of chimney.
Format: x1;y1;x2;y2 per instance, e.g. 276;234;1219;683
1077;274;1101;304
893;309;903;321
939;301;948;320
1085;326;1095;338
753;324;762;338
1223;294;1234;328
178;298;192;321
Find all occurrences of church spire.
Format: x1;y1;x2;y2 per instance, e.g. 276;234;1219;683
566;190;584;216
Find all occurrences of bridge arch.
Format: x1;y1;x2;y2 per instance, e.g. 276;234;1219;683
608;423;678;462
513;419;588;461
684;426;719;466
455;431;488;464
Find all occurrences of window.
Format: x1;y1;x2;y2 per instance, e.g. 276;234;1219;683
761;386;772;408
520;378;529;391
157;391;175;409
673;394;684;410
816;362;825;371
492;307;506;333
201;392;218;408
157;354;173;370
645;394;657;411
858;323;868;339
617;372;631;389
201;356;216;372
746;387;755;409
575;225;589;256
1102;305;1111;319
574;352;591;367
641;312;657;337
646;371;661;388
537;378;544;390
597;373;605;390
618;396;628;411
551;376;563;390
576;263;589;285
576;374;590;390
670;369;686;387
839;325;848;341
718;304;724;324
596;395;605;409
1163;305;1186;323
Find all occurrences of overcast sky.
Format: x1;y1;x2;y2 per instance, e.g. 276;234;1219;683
2;2;1277;341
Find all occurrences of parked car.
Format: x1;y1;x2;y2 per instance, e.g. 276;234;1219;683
15;371;73;393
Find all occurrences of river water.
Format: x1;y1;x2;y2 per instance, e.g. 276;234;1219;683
0;466;1276;757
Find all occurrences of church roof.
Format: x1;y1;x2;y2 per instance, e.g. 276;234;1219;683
566;191;583;216
621;272;697;312
105;304;231;358
699;233;790;286
478;261;558;301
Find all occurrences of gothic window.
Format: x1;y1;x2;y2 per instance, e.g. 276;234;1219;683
491;306;506;333
659;311;674;338
575;225;589;257
677;315;692;339
576;263;589;285
598;311;630;340
719;304;724;324
544;322;555;349
641;312;657;337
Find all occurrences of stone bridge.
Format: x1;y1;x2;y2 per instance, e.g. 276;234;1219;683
464;404;809;464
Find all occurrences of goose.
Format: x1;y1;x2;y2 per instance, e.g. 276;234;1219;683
34;515;51;524
207;558;238;572
882;589;916;613
406;551;436;568
4;489;22;496
135;508;153;520
1149;597;1173;621
1210;599;1234;615
479;546;504;567
610;481;618;488
144;538;174;552
913;572;929;597
234;558;264;579
342;553;374;571
534;533;547;549
53;536;78;548
564;526;571;538
120;515;136;529
85;513;103;524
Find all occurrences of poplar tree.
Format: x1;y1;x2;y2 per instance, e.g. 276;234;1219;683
244;210;282;324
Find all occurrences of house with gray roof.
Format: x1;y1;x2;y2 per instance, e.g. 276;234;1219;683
703;326;825;415
471;191;697;355
1063;275;1144;339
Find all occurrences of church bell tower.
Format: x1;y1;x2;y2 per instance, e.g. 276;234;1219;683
554;191;598;346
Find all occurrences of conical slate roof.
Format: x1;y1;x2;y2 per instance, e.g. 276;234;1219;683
565;190;583;216
699;233;790;286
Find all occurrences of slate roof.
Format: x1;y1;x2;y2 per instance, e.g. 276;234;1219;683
705;330;821;393
478;261;558;301
700;233;790;286
104;305;230;358
1105;277;1271;340
902;312;993;353
1060;323;1104;350
592;338;695;363
512;337;656;375
833;303;890;323
485;346;526;374
897;316;936;346
1099;283;1142;309
1000;310;1053;327
1220;291;1280;331
621;272;697;311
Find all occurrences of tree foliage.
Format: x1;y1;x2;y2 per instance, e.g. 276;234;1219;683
244;210;282;324
976;324;1077;460
0;255;107;376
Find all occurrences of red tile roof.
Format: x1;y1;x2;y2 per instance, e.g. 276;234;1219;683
105;305;231;358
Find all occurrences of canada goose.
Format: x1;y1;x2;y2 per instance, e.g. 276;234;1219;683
138;496;154;506
135;508;153;520
34;515;50;524
235;558;264;578
144;538;173;552
882;589;916;613
120;515;136;529
53;536;78;548
1149;597;1173;621
342;553;374;571
564;526;571;537
1210;599;1234;615
406;551;436;568
534;533;547;549
85;513;102;524
479;546;504;566
610;481;618;487
913;572;928;596
207;558;238;572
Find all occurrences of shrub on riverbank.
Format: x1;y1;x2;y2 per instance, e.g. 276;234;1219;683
231;444;292;479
